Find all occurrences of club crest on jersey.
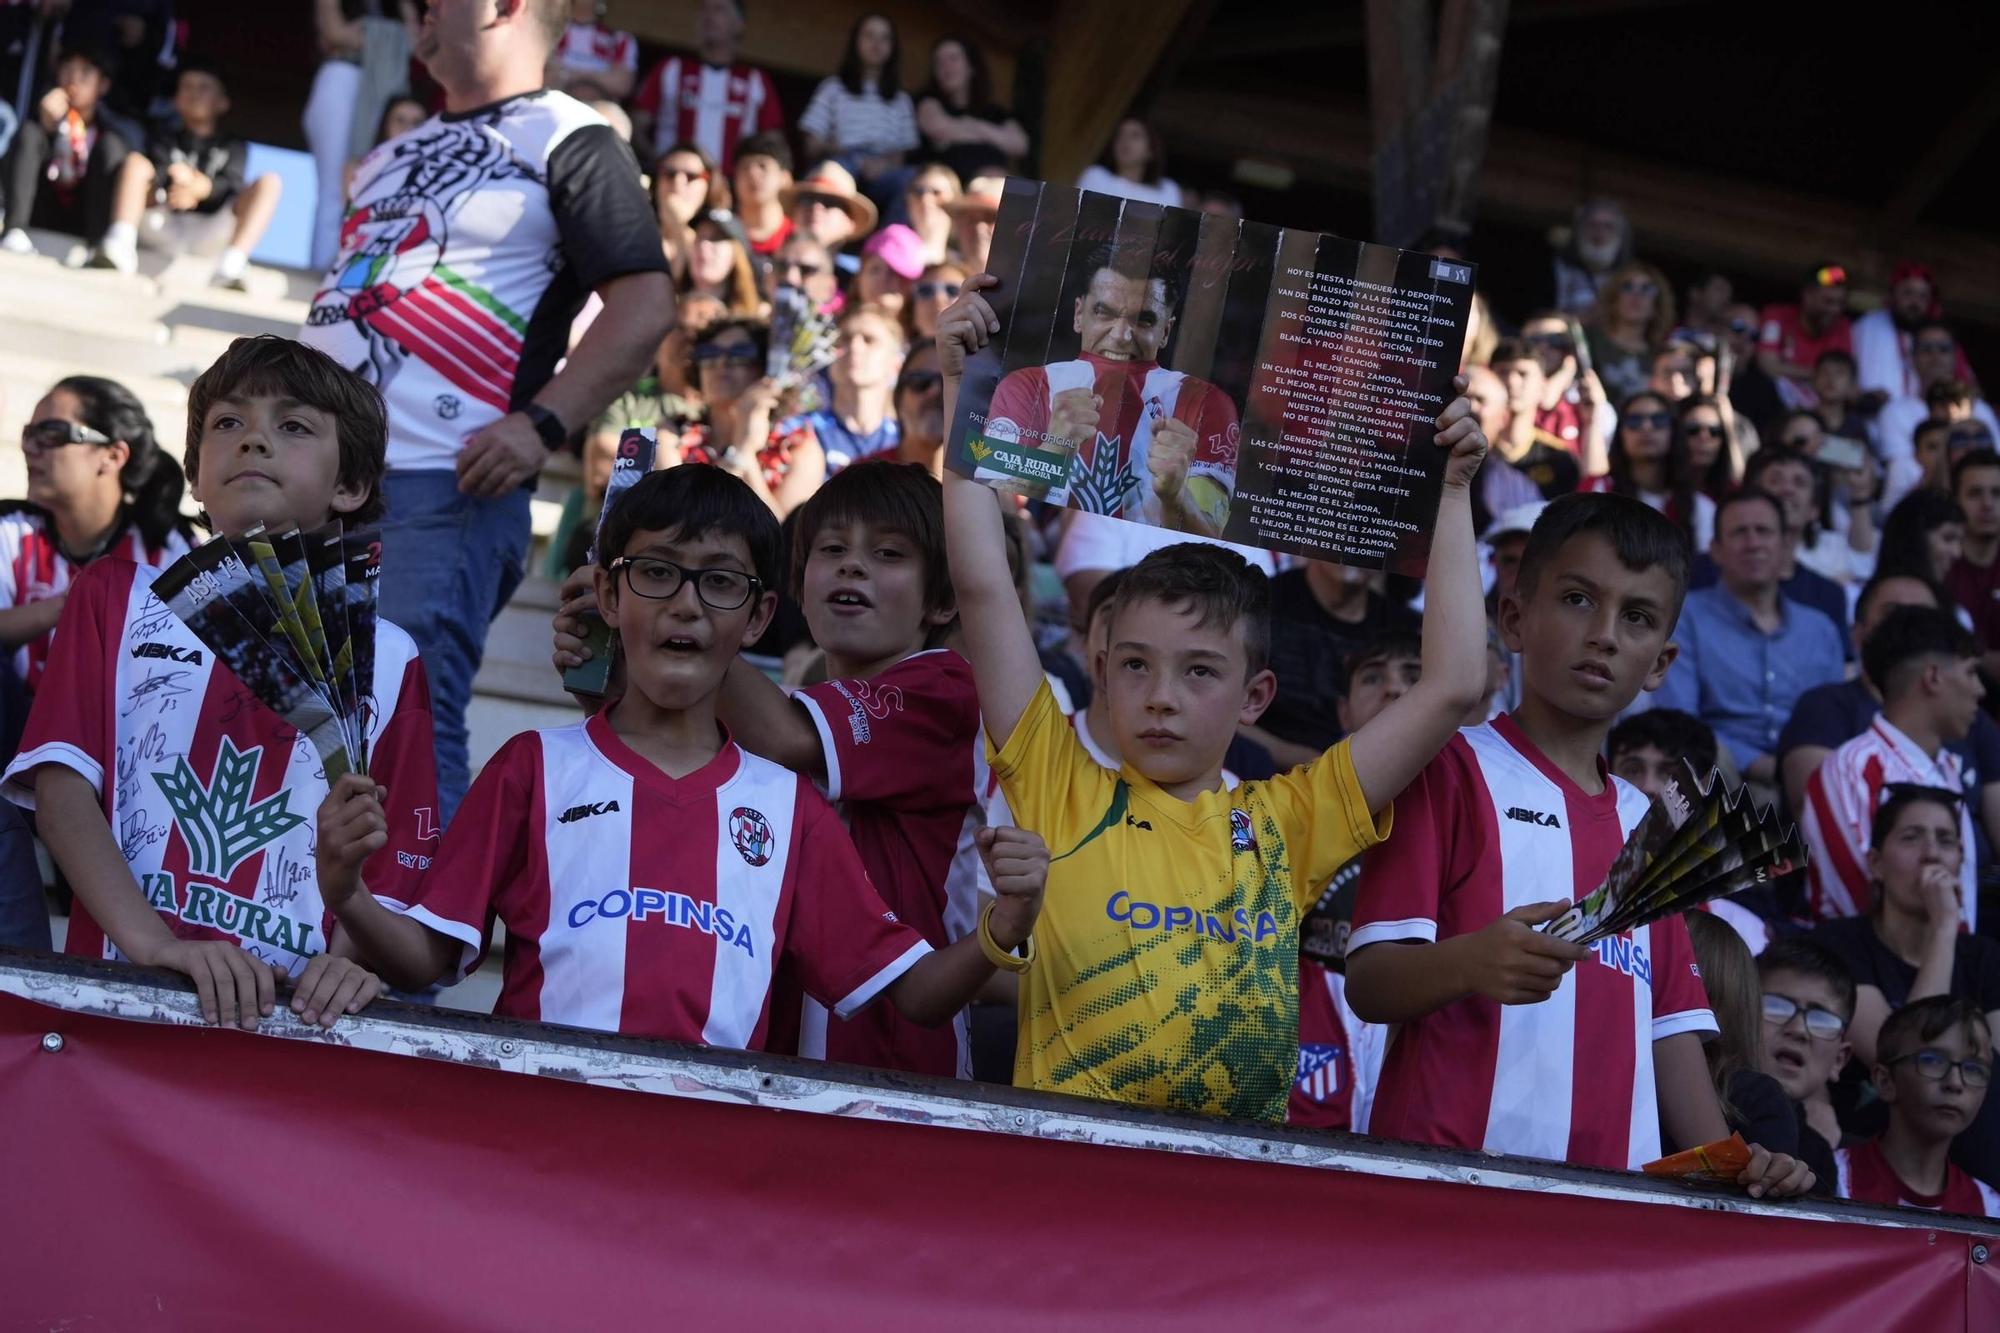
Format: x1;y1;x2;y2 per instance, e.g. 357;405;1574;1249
152;738;307;880
1230;808;1256;854
729;806;775;866
1296;1043;1345;1103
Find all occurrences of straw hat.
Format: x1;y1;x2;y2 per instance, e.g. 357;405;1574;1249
945;174;1004;221
780;161;879;234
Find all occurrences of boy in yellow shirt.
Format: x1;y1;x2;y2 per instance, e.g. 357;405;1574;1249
939;277;1491;1120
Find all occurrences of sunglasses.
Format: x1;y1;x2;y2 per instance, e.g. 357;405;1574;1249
1624;411;1673;430
1887;1048;1992;1089
1683;421;1725;438
779;260;826;278
1780;434;1819;449
662;167;708;185
693;343;761;367
914;281;961;300
896;370;942;395
1916;339;1956;355
608;556;761;611
1762;993;1846;1042
1524;332;1574;352
20;418;112;456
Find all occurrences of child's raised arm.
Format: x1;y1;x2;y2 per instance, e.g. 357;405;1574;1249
1345;377;1491;813
938;276;1045;750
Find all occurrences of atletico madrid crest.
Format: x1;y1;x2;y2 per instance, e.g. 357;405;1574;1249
729;807;775;866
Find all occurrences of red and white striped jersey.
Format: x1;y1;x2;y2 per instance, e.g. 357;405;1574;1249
1802;716;1977;929
1836;1141;2000;1217
388;713;931;1048
2;558;436;975
785;650;982;1077
1352;715;1718;1171
633;57;784;171
0;508;188;692
554;22;637;79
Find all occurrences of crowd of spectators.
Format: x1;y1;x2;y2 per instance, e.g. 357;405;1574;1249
3;0;2000;1232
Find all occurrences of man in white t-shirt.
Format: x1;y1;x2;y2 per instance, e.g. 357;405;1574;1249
301;0;672;820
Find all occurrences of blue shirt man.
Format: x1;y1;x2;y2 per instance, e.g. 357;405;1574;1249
1656;490;1845;780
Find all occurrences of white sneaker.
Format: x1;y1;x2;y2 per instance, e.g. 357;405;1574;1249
88;243;138;275
0;229;32;255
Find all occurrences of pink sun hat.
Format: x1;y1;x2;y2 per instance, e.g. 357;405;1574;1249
861;223;928;281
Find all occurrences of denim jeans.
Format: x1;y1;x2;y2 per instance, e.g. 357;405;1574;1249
378;470;531;825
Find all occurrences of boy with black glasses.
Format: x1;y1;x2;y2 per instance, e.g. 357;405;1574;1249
1758;937;1857;1188
1835;996;2000;1216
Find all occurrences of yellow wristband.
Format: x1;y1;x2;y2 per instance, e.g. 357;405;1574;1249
979;899;1034;973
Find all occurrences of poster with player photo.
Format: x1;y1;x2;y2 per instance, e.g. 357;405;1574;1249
946;178;1478;574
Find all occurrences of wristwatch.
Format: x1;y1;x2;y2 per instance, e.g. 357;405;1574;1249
523;402;568;450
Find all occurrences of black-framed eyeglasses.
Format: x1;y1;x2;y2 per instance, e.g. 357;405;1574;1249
1761;993;1846;1042
1624;411;1673;430
608;556;762;610
692;343;762;367
914;281;961;300
896;370;942;395
778;259;826;278
1887;1048;1992;1088
20;418;111;456
1684;421;1726;438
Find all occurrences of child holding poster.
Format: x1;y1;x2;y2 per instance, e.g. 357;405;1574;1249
3;336;437;1031
937;274;1491;1121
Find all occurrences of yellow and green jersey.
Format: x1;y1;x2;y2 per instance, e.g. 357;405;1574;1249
989;683;1388;1121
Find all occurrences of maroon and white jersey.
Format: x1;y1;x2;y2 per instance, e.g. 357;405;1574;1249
1352;716;1718;1170
554;22;637;80
785;649;982;1077
633;57;785;170
2;559;437;976
0;507;188;692
389;713;931;1048
1836;1141;2000;1217
1802;716;1977;929
982;354;1240;523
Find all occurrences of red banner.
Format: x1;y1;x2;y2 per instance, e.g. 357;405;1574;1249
3;987;1997;1331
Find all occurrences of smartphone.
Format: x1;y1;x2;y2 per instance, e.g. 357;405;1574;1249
1565;314;1593;377
561;427;655;700
1816;435;1869;471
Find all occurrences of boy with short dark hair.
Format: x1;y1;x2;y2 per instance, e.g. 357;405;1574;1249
1609;708;1775;953
330;464;1043;1047
92;57;284;289
1348;492;1812;1194
1292;628;1425;1131
938;277;1494;1121
1835;996;2000;1216
3;335;432;1031
1803;605;1983;927
1759;936;1857;1181
1607;709;1719;799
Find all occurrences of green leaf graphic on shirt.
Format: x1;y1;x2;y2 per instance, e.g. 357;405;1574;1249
153;738;306;880
1067;433;1139;516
